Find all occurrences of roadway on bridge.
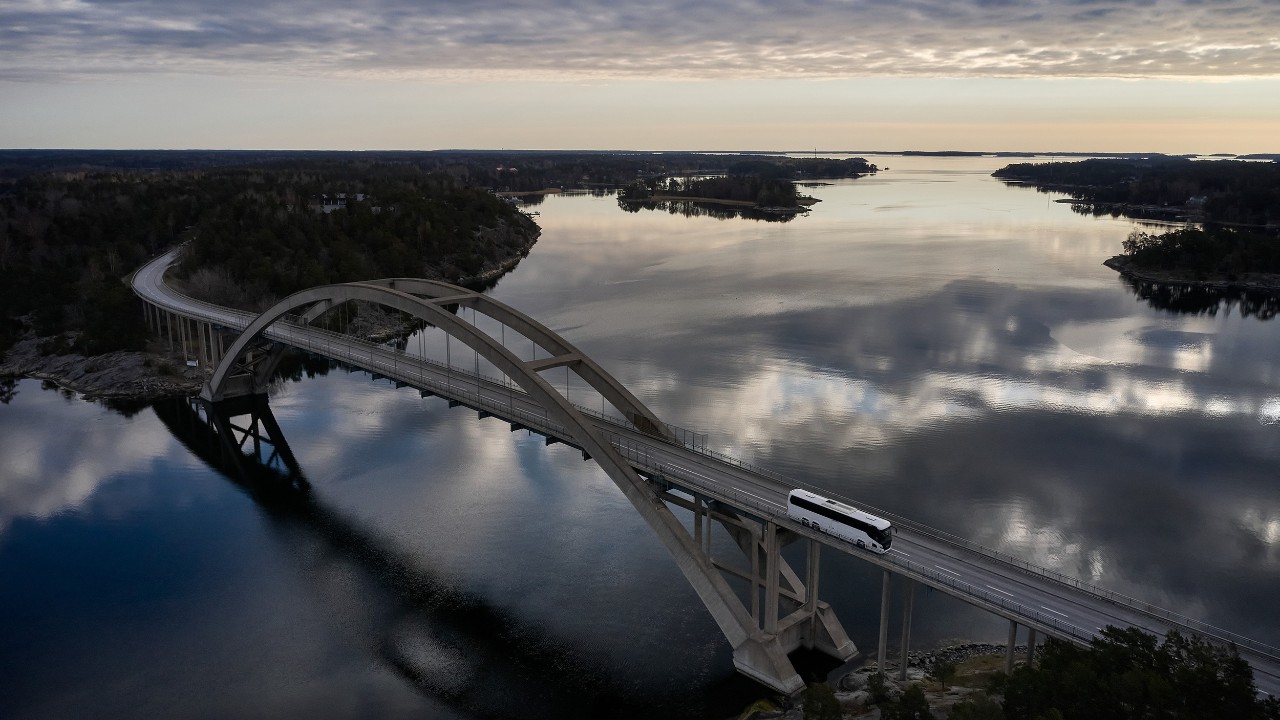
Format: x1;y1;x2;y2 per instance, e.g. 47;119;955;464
133;249;1280;696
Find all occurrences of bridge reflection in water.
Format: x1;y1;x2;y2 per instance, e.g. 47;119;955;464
154;396;758;718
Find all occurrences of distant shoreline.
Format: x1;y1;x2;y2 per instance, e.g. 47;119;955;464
494;188;562;197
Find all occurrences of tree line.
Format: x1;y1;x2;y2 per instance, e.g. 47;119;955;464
621;175;802;207
1120;226;1280;278
993;158;1280;227
950;627;1279;720
0;158;538;359
801;626;1278;720
0;150;878;360
616;157;877;209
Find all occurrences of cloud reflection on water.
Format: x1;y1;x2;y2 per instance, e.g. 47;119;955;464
0;381;194;538
564;275;1280;644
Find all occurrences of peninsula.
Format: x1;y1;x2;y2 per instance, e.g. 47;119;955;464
993;157;1280;291
0;153;541;400
992;157;1280;227
0;150;879;400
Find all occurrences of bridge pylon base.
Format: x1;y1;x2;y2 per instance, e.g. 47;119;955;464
646;490;859;692
807;601;858;660
732;634;805;694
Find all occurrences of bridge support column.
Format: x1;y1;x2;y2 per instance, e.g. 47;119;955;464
749;524;762;623
1027;629;1037;666
898;578;915;681
763;521;780;634
198;321;209;367
804;539;820;646
700;498;712;555
209;324;222;366
878;570;891;673
692;493;704;548
1006;620;1018;673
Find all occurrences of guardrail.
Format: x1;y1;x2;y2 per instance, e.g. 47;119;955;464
690;443;1280;661
138;251;1280;664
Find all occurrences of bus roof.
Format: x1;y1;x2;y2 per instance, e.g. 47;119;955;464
789;488;891;530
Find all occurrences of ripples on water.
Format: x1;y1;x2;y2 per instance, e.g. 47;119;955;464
2;156;1279;718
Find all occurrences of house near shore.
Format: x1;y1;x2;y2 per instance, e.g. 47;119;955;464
308;193;372;214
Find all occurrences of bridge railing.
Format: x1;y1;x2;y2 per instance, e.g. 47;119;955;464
665;436;1280;661
665;445;1280;662
608;431;1280;666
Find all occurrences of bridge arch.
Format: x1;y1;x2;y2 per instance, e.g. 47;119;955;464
201;279;811;692
204;281;632;455
204;279;672;442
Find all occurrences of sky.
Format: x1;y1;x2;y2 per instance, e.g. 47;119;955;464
2;0;1278;153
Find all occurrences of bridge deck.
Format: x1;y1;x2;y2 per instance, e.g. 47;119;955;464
133;250;1280;696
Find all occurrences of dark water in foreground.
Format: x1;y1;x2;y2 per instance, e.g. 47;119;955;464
3;156;1279;719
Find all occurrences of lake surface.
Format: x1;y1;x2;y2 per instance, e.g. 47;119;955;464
3;155;1279;718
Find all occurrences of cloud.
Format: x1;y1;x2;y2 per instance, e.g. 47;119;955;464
3;0;1279;82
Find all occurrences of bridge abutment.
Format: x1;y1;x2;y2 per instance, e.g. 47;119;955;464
669;495;857;690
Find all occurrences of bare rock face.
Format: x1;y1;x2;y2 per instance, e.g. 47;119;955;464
1;334;204;400
835;689;872;707
838;671;869;692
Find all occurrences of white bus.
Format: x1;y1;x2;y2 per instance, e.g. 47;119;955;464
787;489;894;553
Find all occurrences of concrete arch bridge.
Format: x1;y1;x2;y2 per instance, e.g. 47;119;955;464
132;248;1280;696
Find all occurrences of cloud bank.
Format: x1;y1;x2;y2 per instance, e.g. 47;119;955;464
4;0;1279;82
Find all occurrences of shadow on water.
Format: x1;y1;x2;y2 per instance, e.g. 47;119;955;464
0;375;17;404
1120;275;1280;319
151;396;765;719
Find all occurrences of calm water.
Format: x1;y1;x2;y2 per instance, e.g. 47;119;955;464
3;156;1279;718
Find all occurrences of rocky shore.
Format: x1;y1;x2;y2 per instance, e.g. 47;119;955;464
0;333;206;401
898;641;1029;672
1104;255;1280;292
748;642;1026;720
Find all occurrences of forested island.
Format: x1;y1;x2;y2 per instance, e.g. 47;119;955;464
993;157;1280;299
616;156;877;220
993;157;1280;227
